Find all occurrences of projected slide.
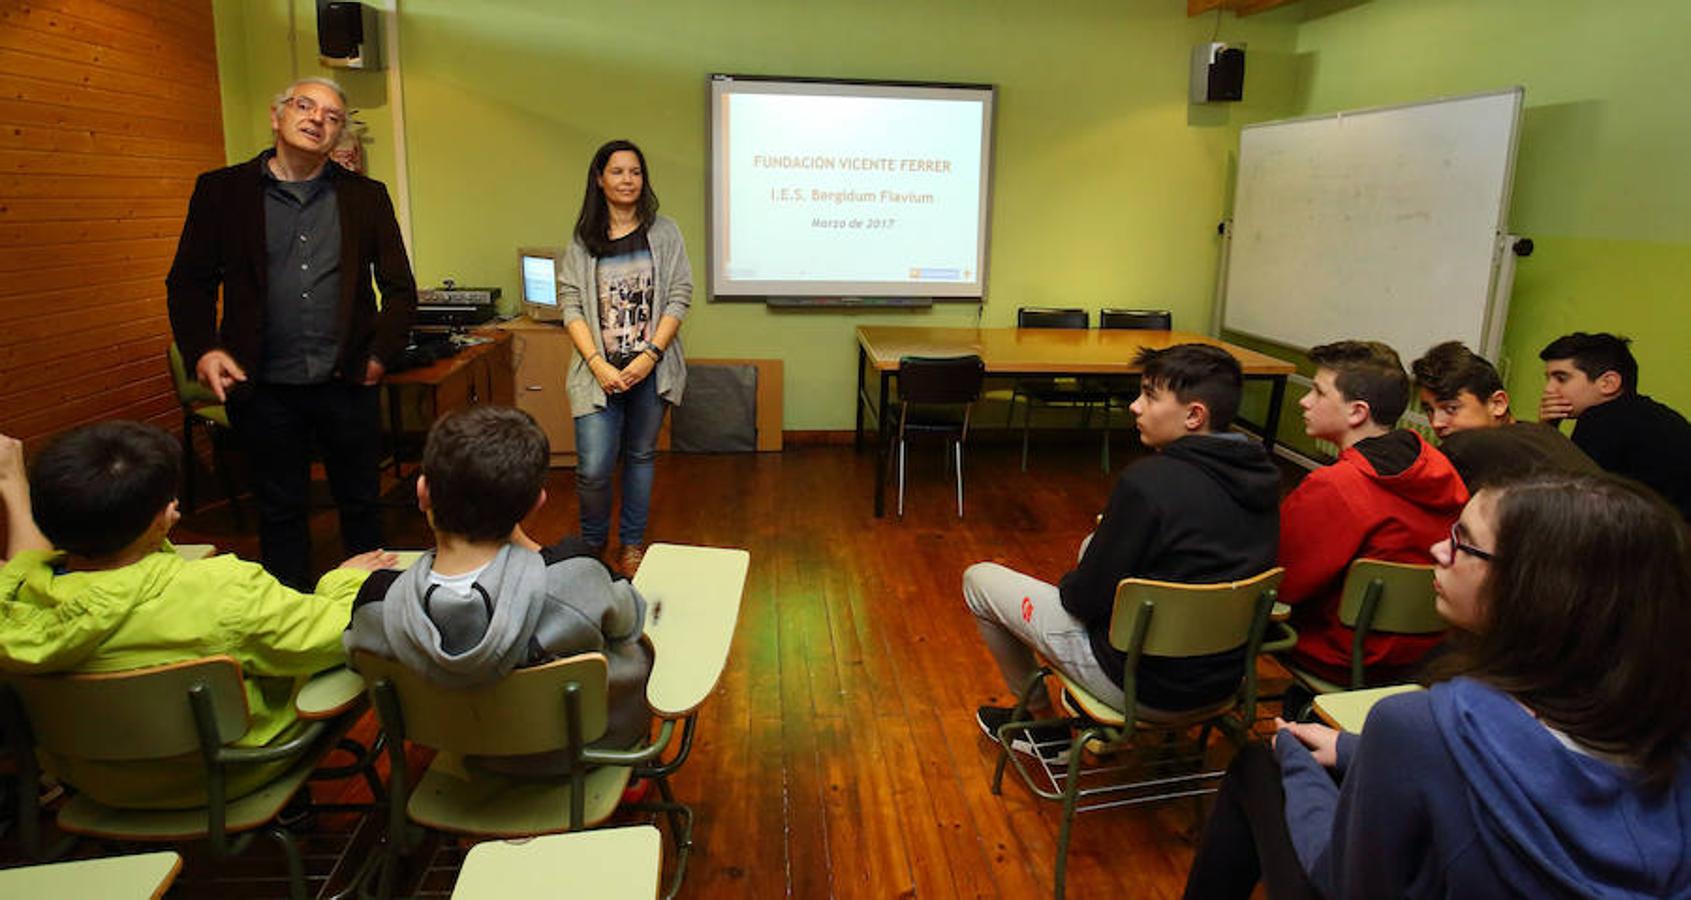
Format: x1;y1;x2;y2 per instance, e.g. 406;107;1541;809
709;77;995;300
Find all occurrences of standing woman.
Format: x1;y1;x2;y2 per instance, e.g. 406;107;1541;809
558;140;690;573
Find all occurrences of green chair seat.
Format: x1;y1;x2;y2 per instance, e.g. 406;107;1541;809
409;755;632;838
58;747;320;841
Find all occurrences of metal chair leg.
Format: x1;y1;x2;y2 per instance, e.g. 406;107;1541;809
897;439;906;517
1020;402;1033;472
954;440;964;517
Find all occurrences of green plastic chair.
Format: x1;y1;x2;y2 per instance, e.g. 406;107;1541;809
356;652;694;900
1282;558;1443;694
0;657;378;900
167;343;244;525
989;567;1284;900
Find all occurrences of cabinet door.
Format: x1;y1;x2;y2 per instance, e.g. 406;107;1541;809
508;326;576;463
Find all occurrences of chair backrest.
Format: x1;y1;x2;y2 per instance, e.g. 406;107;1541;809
353;651;610;757
4;656;250;761
1107;568;1285;657
1017;307;1088;329
1336;559;1443;634
167;343;219;407
896;355;985;405
1099;308;1172;331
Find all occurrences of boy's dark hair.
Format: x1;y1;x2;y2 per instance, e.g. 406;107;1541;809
1411;341;1506;404
422;406;550;542
1538;332;1637;394
1308;340;1409;427
1132;343;1243;431
30;421;179;558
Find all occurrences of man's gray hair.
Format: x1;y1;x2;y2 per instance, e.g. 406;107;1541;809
273;77;348;109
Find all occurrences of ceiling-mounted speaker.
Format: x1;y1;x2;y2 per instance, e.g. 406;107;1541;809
318;2;384;70
1190;42;1245;104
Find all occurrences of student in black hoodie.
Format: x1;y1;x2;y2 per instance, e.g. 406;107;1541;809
965;343;1281;759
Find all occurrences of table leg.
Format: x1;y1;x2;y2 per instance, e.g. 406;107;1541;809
855;344;867;452
873;370;890;518
1262;375;1287;454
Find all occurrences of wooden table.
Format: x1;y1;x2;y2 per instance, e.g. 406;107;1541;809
854;326;1297;516
1312;684;1422;733
383;330;514;475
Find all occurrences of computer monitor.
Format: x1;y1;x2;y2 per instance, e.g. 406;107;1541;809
517;247;565;315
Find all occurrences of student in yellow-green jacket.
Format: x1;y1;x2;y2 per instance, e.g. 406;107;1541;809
0;422;393;808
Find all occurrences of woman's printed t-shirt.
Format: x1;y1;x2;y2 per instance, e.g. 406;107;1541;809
595;229;656;361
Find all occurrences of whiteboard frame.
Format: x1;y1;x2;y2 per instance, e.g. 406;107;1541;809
1217;87;1524;362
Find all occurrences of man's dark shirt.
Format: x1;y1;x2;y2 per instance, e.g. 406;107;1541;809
261;153;342;384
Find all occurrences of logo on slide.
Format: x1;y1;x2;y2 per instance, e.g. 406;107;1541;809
1021;596;1034;623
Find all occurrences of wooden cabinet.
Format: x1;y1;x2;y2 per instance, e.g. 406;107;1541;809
499;318;577;467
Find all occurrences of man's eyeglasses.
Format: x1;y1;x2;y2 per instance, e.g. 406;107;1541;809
1448;521;1494;562
281;95;346;128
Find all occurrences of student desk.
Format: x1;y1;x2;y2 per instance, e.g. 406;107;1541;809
0;851;182;899
854;326;1297;516
1312;684;1422;733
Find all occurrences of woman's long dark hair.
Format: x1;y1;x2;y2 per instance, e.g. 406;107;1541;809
1431;472;1691;789
572;139;659;258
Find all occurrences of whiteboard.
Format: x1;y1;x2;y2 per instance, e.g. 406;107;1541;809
1221;88;1522;361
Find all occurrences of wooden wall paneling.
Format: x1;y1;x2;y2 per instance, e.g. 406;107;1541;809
0;1;219;447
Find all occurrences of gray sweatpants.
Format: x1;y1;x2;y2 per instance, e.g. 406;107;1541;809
962;561;1125;712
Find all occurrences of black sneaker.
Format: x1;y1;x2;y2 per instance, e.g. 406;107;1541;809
975;705;1072;764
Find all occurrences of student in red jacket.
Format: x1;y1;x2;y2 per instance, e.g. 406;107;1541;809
1278;341;1467;686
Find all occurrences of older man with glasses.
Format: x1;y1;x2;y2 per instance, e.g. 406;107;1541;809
167;77;416;590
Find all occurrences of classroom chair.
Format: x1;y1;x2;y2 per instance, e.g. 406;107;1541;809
167;342;244;525
1093;308;1174;472
998;307;1099;472
988;568;1283;900
890;354;986;517
356;543;748;900
450;825;661;899
1276;559;1443;715
0;657;379;900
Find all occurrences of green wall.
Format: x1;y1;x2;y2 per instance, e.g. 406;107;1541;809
212;0;1686;432
212;0;1301;429
1287;0;1691;419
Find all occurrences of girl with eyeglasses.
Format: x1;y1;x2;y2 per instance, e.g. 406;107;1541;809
1183;472;1691;899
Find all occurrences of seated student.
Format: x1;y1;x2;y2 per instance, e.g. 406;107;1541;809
1182;473;1691;899
1278;341;1467;686
344;406;652;767
1410;340;1596;489
965;344;1279;756
0;423;391;808
1538;331;1691;519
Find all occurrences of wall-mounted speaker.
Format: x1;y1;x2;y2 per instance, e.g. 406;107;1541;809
1190;42;1245;104
318;2;384;70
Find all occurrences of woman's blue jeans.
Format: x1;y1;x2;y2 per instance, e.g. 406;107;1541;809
574;375;664;549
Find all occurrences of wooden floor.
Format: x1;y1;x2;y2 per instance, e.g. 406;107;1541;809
12;435;1303;898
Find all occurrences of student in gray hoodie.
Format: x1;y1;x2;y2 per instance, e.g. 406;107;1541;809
344;406;652;765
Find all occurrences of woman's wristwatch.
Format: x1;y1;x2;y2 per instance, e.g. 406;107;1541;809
643;342;665;362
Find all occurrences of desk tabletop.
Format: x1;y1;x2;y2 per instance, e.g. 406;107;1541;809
633;543;749;717
856;325;1295;375
452;826;661;899
384;329;513;387
1312;684;1422;733
0;851;183;899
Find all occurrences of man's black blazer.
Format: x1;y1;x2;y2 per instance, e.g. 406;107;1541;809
166;152;418;381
